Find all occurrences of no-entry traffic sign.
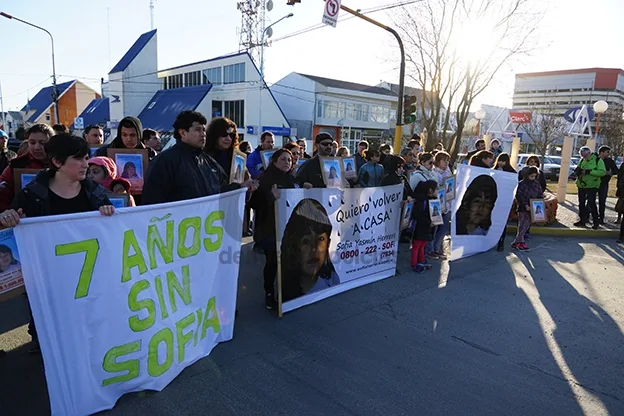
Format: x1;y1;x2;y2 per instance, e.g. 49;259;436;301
322;0;341;27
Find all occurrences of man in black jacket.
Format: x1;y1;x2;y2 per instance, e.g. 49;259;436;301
597;145;619;224
355;140;368;172
142;111;257;205
295;132;335;188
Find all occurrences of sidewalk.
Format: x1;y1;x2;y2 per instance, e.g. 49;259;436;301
507;194;621;237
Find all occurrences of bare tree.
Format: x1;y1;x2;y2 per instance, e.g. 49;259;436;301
597;104;624;158
521;106;569;157
392;0;544;159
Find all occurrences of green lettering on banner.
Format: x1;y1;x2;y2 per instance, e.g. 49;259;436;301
102;341;141;386
55;239;100;299
128;280;156;332
154;275;169;320
203;211;225;252
175;313;196;363
167;265;192;313
177;217;201;258
122;230;147;282
147;328;174;377
147;221;174;269
201;297;221;339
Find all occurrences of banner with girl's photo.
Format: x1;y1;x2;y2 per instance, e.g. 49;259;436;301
13;189;246;416
275;185;404;314
450;164;518;260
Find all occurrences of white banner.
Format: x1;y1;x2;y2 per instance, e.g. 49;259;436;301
14;189;246;416
451;164;517;260
276;185;403;313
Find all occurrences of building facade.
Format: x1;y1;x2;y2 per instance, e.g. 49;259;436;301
512;68;624;115
21;80;100;128
271;73;398;154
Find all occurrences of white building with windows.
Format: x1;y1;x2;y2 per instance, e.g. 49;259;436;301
271;73;398;154
104;29;290;147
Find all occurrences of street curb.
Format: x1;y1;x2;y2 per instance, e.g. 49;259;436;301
506;225;619;237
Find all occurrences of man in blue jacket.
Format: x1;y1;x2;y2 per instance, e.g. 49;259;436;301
247;131;275;179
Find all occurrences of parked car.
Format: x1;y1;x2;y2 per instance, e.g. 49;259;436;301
545;156;576;179
516;154;563;180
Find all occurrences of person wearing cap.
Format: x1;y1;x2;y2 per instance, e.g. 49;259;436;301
295;132;335;188
573;146;606;229
0;130;16;174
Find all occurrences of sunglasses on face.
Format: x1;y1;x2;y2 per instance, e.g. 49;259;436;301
223;132;236;139
318;141;333;147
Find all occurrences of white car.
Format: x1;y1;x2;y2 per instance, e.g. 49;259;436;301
516;154;563;180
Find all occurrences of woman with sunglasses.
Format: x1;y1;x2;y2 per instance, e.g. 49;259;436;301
409;152;437;192
205;117;244;178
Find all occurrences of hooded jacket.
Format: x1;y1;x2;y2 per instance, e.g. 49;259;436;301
142;140;240;205
11;170;111;218
94;116;156;161
576;153;606;189
249;164;297;250
411;182;435;241
516;177;544;213
381;155;411;199
88;156;117;189
358;161;384;188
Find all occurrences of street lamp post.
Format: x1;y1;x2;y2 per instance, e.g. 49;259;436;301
258;13;293;141
475;109;486;137
593;100;608;138
1;12;60;124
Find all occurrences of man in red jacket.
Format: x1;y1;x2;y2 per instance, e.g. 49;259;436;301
0;124;53;211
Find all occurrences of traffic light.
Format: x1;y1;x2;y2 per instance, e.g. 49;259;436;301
287;0;301;4
403;95;417;124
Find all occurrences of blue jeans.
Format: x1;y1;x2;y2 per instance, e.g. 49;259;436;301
433;212;452;253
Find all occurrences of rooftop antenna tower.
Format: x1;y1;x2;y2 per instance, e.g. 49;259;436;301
237;0;270;67
150;0;156;30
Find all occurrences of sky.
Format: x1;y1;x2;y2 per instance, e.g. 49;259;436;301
1;0;624;112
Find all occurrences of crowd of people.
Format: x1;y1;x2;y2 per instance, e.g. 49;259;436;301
0;112;622;353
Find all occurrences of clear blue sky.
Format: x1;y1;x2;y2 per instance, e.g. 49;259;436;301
1;0;623;112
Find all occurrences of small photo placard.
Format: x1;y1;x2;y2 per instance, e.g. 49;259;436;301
260;149;277;170
530;198;547;223
230;151;247;184
107;193;130;209
0;228;24;302
320;157;347;188
444;175;456;201
13;168;41;191
401;200;414;231
342;157;357;179
437;187;446;213
429;199;444;225
294;159;306;174
107;148;149;195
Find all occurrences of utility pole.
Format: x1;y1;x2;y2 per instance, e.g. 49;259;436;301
287;0;406;153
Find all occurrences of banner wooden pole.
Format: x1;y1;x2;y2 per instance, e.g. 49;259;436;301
510;136;521;170
273;186;283;318
557;136;573;203
483;134;491;150
585;138;596;152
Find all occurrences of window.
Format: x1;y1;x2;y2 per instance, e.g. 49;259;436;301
370;105;390;123
224;100;245;128
45;113;51;121
223;63;245;84
163;77;167;89
203;67;222;85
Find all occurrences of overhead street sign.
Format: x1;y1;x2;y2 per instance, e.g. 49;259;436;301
322;0;341;27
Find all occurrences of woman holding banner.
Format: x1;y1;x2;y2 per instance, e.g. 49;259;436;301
250;148;312;310
0;134;115;353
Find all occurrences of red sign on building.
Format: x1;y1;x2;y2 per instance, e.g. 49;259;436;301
510;111;532;123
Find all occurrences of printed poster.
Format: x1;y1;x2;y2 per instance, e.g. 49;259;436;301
14;189;246;415
0;228;23;296
276;185;404;313
450;164;518;260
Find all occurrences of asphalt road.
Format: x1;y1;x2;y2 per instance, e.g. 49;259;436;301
1;236;623;415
